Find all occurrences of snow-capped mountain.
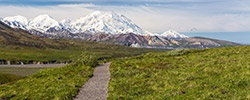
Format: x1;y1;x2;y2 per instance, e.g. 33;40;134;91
0;14;240;49
159;30;188;40
2;15;63;33
1;11;151;36
2;15;29;30
0;11;186;40
28;15;63;32
61;11;151;35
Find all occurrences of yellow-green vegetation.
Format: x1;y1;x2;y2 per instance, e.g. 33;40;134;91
0;52;98;100
108;46;250;99
0;73;25;85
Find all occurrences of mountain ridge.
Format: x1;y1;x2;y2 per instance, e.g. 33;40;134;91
1;11;184;38
1;11;154;36
0;11;240;49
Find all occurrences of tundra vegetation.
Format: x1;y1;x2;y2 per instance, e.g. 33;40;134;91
108;46;250;99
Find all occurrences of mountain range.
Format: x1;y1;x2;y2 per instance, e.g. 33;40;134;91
0;11;239;49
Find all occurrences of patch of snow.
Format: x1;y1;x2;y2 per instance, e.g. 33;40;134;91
130;43;141;48
158;30;189;39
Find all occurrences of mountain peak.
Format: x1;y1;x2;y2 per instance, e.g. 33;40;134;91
65;11;150;35
87;11;121;17
3;15;29;24
29;14;62;32
2;15;29;30
87;11;130;21
4;15;27;20
32;14;57;24
34;14;53;19
160;30;189;39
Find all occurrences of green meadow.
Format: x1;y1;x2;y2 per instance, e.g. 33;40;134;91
108;46;250;99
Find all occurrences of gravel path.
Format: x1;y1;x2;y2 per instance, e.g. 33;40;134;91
74;62;111;100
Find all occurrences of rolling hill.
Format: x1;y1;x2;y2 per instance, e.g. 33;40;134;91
108;46;250;99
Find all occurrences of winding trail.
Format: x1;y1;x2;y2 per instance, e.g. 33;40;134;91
74;62;111;100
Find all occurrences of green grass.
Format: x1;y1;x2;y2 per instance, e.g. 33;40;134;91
0;67;47;76
108;46;250;99
0;53;98;100
0;73;25;85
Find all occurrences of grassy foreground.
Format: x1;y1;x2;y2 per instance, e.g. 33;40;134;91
108;46;250;99
0;52;98;100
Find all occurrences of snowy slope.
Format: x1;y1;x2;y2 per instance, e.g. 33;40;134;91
159;30;188;39
2;15;29;30
60;19;71;28
62;11;151;35
2;15;63;33
28;15;63;32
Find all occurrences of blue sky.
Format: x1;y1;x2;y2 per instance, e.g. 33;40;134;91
0;0;250;43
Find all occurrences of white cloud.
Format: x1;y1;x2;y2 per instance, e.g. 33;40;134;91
0;1;250;33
